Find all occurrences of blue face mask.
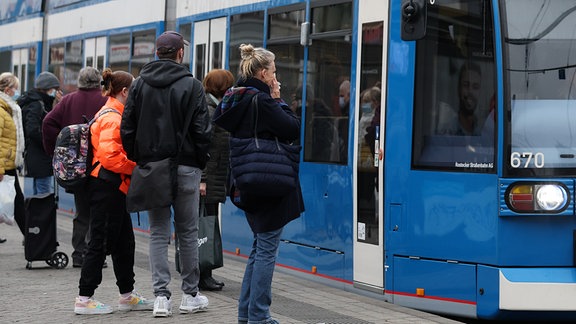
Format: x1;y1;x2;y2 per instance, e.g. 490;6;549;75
361;103;372;113
12;90;20;101
48;89;57;97
339;96;346;108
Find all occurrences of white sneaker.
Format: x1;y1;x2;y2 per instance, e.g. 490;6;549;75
153;296;172;317
179;292;208;313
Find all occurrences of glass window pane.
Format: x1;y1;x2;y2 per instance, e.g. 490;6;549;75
48;43;65;92
411;0;496;173
64;40;82;93
267;42;304;121
229;11;264;78
269;9;305;39
312;2;352;33
212;41;223;70
131;30;155;77
180;23;192;71
109;33;131;73
195;44;206;82
304;39;351;164
0;51;10;73
27;46;37;91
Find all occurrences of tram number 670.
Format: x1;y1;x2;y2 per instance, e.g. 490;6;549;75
510;152;545;168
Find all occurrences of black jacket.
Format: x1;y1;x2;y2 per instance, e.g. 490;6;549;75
203;93;230;204
213;77;304;233
121;59;211;169
18;89;56;177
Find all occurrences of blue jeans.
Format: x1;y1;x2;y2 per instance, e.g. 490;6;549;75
238;227;283;324
33;176;53;195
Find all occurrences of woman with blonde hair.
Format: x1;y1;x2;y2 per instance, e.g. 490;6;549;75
0;72;25;239
213;44;304;324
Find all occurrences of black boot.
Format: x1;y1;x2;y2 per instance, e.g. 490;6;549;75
198;276;222;291
0;237;6;243
208;276;225;287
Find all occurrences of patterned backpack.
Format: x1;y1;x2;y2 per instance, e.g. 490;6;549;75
52;108;119;192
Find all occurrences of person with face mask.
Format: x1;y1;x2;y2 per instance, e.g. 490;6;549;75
0;72;26;240
18;71;62;195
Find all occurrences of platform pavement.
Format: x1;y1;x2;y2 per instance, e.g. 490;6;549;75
0;212;465;324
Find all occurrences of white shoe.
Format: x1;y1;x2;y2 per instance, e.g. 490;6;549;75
179;292;208;313
153;296;172;317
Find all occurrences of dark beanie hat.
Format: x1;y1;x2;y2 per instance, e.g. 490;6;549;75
78;67;101;89
35;72;60;89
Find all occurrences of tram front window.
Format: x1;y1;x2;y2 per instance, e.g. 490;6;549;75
412;0;496;172
504;0;576;176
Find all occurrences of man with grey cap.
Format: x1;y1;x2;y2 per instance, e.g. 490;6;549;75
42;67;108;268
121;30;212;317
18;71;62;195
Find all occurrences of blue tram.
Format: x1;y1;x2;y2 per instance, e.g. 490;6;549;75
2;0;576;320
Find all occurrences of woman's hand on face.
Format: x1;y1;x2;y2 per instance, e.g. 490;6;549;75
270;78;281;99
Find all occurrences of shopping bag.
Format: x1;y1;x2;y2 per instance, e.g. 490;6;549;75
198;201;223;272
0;175;16;225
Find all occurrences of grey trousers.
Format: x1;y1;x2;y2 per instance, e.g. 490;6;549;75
148;165;201;299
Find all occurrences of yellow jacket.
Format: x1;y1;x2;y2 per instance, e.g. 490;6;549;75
90;97;136;194
0;97;17;175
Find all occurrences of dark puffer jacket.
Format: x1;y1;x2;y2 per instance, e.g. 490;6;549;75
213;77;304;233
203;93;230;204
18;89;56;177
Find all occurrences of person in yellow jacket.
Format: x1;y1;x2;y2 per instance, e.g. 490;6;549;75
0;72;25;239
74;68;153;315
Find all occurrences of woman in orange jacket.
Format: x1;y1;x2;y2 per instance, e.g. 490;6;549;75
74;68;153;315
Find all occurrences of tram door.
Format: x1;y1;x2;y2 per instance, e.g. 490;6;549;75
12;48;30;91
193;17;226;81
84;37;107;71
353;0;388;292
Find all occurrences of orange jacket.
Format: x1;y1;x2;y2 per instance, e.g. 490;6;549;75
90;97;136;194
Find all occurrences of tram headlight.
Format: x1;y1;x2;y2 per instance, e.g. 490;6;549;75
535;185;567;211
506;182;569;213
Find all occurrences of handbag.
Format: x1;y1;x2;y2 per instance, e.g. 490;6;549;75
126;102;195;213
198;199;224;272
229;94;301;197
0;175;16;225
175;199;223;273
126;157;176;213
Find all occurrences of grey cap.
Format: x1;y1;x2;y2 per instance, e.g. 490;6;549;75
34;72;60;90
78;67;101;89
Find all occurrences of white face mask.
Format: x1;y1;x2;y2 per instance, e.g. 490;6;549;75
48;89;57;97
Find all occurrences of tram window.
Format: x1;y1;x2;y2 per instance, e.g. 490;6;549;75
48;43;64;91
311;1;352;33
229;11;264;78
0;51;9;73
412;0;496;173
131;30;155;77
268;7;305;39
212;41;223;70
180;24;192;71
303;40;351;164
63;40;82;93
109;33;131;74
268;5;306;129
195;44;206;82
